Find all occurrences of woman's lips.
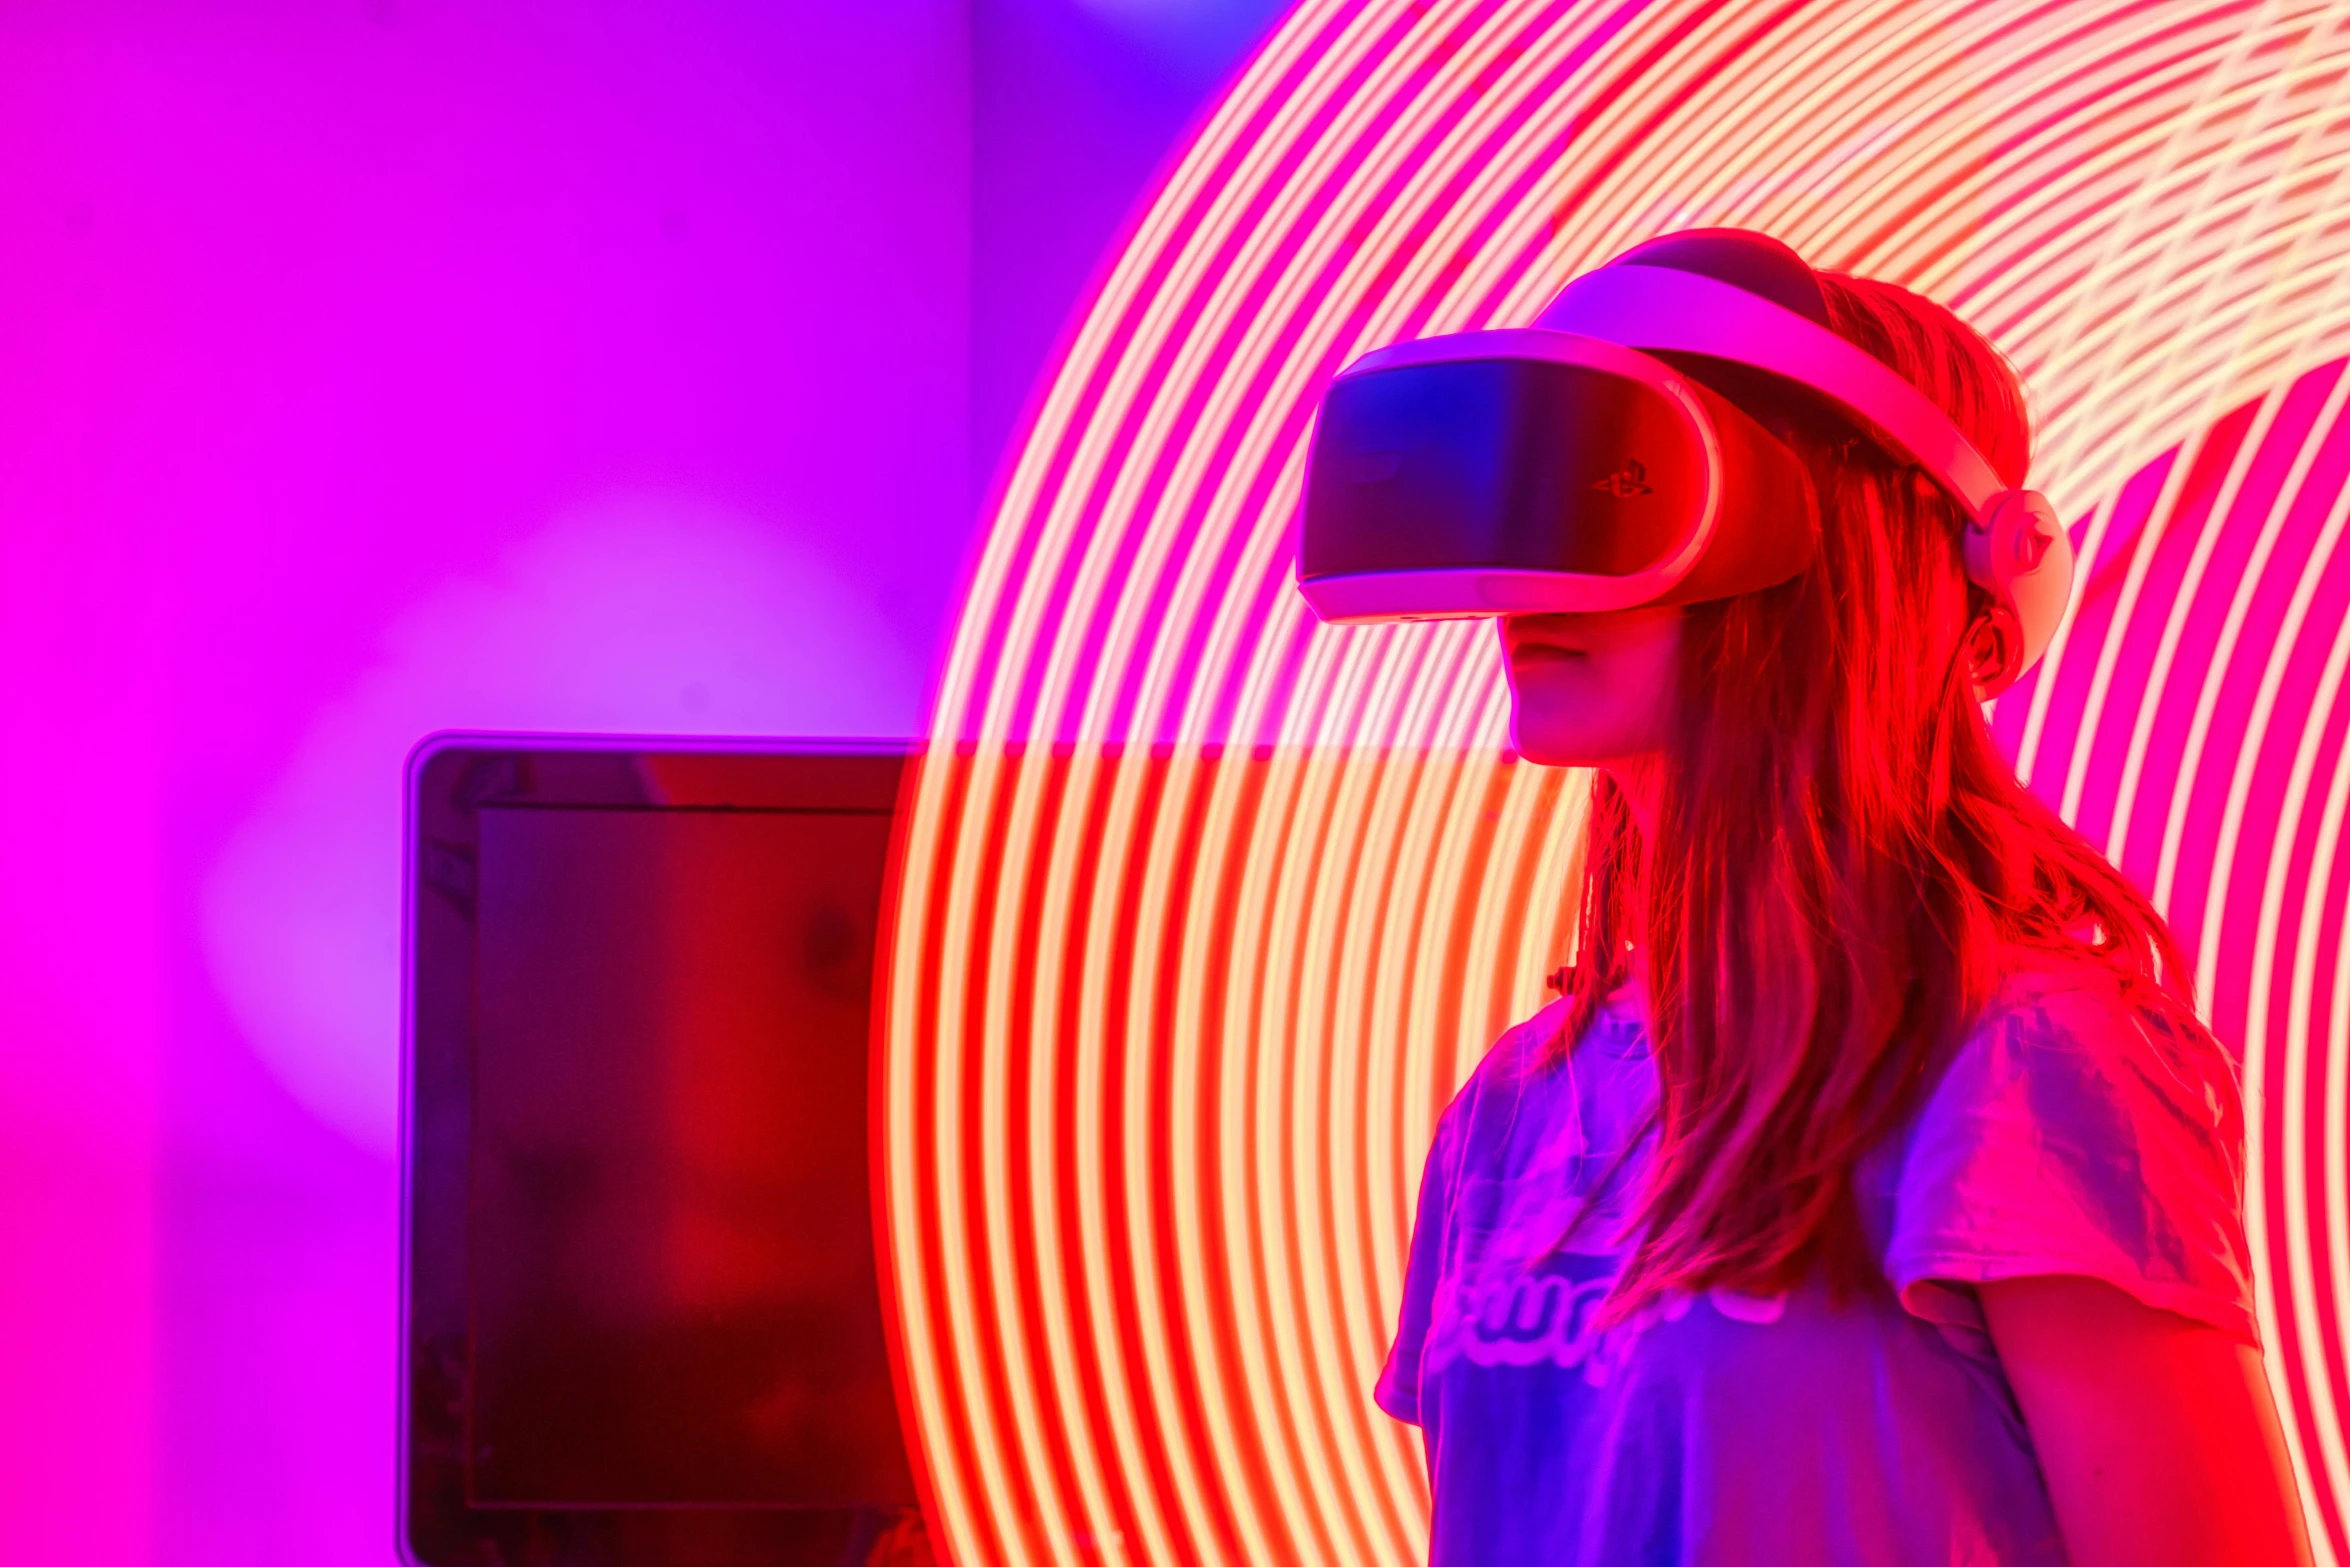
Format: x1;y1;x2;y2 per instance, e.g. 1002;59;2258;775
1505;639;1584;669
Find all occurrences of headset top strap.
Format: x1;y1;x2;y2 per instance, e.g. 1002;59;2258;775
1536;264;2009;523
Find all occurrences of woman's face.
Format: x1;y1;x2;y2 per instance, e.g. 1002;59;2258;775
1500;606;1685;767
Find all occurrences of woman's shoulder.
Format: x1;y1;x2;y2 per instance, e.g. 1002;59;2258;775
1959;954;2239;1120
1902;947;2247;1231
1455;995;1575;1095
1433;991;1650;1151
1887;949;2256;1344
1463;988;1647;1080
1428;996;1583;1132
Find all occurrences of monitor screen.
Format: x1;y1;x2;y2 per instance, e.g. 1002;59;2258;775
403;740;928;1567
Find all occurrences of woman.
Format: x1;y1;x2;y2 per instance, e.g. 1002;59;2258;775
1373;239;2313;1565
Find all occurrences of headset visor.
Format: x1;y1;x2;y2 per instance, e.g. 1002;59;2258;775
1298;337;1715;621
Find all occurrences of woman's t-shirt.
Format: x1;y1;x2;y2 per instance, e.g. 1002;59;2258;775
1375;966;2257;1567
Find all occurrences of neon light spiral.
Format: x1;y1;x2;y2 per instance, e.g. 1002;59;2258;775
884;3;2350;1561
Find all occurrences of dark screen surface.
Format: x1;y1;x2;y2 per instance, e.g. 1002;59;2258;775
1299;356;1705;581
404;738;932;1567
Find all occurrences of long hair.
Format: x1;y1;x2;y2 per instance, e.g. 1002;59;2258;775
1558;271;2188;1315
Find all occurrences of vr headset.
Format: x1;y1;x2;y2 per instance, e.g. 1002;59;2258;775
1294;229;2071;696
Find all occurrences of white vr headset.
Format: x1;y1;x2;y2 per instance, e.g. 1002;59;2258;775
1294;229;2072;696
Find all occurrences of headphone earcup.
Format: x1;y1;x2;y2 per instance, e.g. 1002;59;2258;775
1961;489;2072;698
1962;603;2023;697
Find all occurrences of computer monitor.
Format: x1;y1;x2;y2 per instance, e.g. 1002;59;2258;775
400;736;931;1566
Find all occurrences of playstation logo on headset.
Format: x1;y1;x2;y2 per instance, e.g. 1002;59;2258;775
1591;461;1654;499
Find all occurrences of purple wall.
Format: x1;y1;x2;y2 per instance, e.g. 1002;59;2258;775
0;1;1278;1560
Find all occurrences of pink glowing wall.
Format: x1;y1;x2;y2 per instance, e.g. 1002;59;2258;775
0;3;1275;1560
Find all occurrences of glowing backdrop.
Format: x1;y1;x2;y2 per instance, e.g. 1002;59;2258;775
883;1;2350;1561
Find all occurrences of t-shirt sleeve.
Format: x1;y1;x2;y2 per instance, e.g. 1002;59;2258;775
1375;1083;1470;1427
1885;972;2258;1347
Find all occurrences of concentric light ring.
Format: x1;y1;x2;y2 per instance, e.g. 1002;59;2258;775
887;4;2350;1561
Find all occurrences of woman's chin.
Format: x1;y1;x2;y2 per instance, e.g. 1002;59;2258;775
1508;724;1612;769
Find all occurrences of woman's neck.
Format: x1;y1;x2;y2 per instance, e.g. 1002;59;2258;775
1603;754;1665;843
1598;754;1664;1015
